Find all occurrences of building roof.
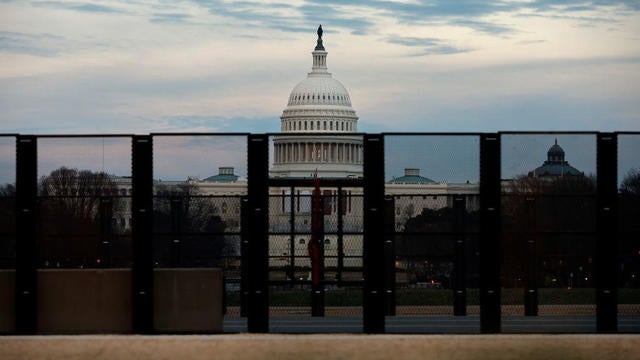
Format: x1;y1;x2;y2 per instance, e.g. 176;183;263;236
529;139;583;177
204;167;239;182
389;168;436;184
203;174;239;182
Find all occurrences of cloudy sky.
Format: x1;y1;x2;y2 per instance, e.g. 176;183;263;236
0;0;639;135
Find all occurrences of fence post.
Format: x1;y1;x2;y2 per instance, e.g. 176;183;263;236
453;195;467;316
596;133;617;333
384;196;396;316
240;196;249;317
15;135;37;334
337;187;344;285
99;198;113;268
363;134;385;333
524;197;538;316
247;134;269;333
169;197;183;267
132;135;154;333
479;133;501;333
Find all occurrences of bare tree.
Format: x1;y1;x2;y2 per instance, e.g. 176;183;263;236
620;169;640;195
38;167;119;267
502;173;596;288
40;167;118;222
153;181;229;266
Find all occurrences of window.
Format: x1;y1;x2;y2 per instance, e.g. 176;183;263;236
330;122;333;130
305;121;307;130
311;121;314;130
299;238;305;244
324;121;326;130
324;239;331;245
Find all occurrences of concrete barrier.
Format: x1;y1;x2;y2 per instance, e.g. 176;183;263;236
0;269;15;333
37;269;132;334
153;268;223;333
35;268;223;334
0;334;638;360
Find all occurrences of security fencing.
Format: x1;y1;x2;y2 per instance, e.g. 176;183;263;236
0;132;638;334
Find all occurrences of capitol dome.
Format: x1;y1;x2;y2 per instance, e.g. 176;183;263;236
272;25;363;178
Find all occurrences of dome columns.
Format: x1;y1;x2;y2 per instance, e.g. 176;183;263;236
273;139;363;166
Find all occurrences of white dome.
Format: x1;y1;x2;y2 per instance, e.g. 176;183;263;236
279;33;358;134
272;26;362;179
287;74;353;107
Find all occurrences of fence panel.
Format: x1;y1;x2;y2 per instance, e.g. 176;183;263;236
618;134;640;332
384;134;481;333
34;136;132;333
501;133;597;333
0;135;16;333
153;135;247;333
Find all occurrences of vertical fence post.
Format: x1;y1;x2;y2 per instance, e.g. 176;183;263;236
453;195;467;316
311;197;325;317
337;186;344;285
289;186;296;284
479;133;501;333
240;196;249;317
99;198;113;268
384;196;396;316
524;197;538;316
169;198;183;267
132;135;154;333
247;134;269;333
596;133;617;333
363;134;385;333
15;135;37;334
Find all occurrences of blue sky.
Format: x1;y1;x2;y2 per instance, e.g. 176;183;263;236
0;0;639;135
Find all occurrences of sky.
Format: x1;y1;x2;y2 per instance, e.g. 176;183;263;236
1;1;639;184
0;0;639;135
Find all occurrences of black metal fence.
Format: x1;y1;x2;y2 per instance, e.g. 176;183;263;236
0;132;638;334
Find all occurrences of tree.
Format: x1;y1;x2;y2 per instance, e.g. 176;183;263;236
0;183;15;197
620;169;640;195
502;173;596;288
399;205;479;287
619;169;640;287
0;183;16;268
153;181;229;267
38;167;119;267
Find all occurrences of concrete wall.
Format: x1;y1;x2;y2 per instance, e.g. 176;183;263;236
0;269;15;333
37;269;132;334
3;268;223;334
154;268;223;333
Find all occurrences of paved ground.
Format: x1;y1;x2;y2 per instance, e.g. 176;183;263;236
224;315;640;333
2;334;639;360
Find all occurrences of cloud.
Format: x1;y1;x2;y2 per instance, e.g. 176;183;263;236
386;36;472;56
31;1;126;13
0;31;66;57
150;12;193;24
449;19;515;35
162;115;280;133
